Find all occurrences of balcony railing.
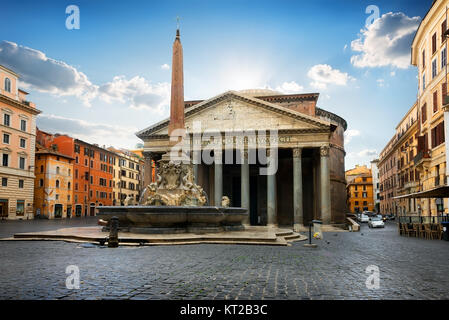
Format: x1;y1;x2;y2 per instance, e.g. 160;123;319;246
413;150;430;166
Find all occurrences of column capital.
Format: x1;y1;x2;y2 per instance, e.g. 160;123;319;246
320;145;330;157
292;147;302;158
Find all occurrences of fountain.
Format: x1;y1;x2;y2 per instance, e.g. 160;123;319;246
97;153;248;234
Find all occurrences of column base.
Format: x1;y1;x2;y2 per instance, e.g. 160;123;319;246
293;223;304;232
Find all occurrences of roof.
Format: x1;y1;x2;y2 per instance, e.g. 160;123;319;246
136;90;332;138
35;143;74;160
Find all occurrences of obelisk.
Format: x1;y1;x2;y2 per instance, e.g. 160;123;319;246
168;28;185;138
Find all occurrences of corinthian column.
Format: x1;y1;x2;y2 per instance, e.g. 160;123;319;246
320;145;331;224
293;147;303;232
241;150;250;225
214;150;223;206
143;152;153;186
266;149;277;226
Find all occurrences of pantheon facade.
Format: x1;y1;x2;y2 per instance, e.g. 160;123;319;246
137;88;347;227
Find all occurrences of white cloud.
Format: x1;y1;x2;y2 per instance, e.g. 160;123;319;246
161;64;170;70
343;44;348;52
377;79;385;87
357;149;378;157
0;40;170;113
98;76;170;114
275;81;304;94
0;41;98;106
390;71;396;76
344;129;360;144
351;12;420;69
307;64;355;89
37;114;140;148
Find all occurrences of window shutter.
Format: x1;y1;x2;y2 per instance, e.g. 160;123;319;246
433;33;437;54
423;50;426;68
422;103;427;123
443;83;447;105
443;20;447;43
434;91;438;112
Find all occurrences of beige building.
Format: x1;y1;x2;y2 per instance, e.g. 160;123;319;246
409;0;449;215
0;65;41;219
394;102;420;215
108;147;144;205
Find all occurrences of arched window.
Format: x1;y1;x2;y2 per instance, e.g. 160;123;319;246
4;78;11;93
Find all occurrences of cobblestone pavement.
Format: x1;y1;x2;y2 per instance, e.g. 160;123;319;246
1;218;448;300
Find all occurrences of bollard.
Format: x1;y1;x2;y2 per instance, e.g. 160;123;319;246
303;221;317;248
108;216;119;248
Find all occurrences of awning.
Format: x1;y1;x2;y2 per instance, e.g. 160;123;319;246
394;185;449;199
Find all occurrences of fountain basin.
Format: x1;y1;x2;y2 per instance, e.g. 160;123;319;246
97;206;248;234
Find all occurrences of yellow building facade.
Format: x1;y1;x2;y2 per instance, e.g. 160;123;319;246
108;148;144;205
34;144;74;219
395;102;420;215
0;65;41;220
346;165;375;213
411;0;449;216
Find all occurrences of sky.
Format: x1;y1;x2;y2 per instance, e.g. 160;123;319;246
0;0;432;169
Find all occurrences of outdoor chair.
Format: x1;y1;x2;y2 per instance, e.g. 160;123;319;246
424;224;433;240
418;224;427;238
412;224;419;237
404;224;415;237
433;224;443;240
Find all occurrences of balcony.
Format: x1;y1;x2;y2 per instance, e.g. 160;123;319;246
413;150;431;169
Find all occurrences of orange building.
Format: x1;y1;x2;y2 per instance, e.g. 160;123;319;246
0;65;41;219
346;165;375;213
34;143;73;218
36;130;115;217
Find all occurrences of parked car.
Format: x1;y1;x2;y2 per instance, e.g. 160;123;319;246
358;213;370;223
368;216;385;228
363;211;376;217
385;214;395;220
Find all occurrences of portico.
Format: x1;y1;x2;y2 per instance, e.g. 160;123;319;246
137;89;345;227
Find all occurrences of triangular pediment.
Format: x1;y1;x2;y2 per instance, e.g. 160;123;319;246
136;91;330;137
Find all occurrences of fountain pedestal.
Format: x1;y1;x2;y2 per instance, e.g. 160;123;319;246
98;151;248;234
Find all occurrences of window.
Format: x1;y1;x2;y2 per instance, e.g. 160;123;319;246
19;157;25;170
422;50;426;69
431;121;445;148
19;119;26;132
2;154;9;167
3;133;10;144
68;182;71;190
442;47;447;68
433;90;438;112
422;103;427;123
75;169;78;179
423;73;426;91
1;177;7;186
432;33;437;54
432;58;437;79
56;166;60;174
19;138;26;148
16;200;24;216
443;83;447;105
3;113;10;126
18;180;24;188
74;144;80;154
442;20;447;44
362;192;367;198
4;78;11;92
39;179;43;187
56;180;60;188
